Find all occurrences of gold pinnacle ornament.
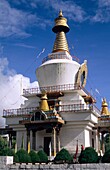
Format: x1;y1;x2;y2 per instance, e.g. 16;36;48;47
40;92;49;111
52;10;70;53
101;98;110;115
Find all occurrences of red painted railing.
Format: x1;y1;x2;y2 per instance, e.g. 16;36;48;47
23;84;80;96
42;53;80;64
42;53;70;63
3;104;100;117
3;107;38;117
23;84;95;102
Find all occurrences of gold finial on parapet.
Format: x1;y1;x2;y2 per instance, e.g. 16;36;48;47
40;91;49;111
52;11;70;53
101;98;110;116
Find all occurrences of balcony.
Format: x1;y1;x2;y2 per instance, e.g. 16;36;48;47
3;104;100;118
42;53;70;64
23;83;95;98
42;53;80;64
3;107;38;117
23;84;79;96
97;116;110;127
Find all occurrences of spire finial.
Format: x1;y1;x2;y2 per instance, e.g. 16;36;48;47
52;11;70;53
59;10;63;17
101;98;110;115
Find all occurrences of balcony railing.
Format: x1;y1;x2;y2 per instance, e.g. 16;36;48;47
42;53;80;64
23;84;95;102
3;104;100;118
42;53;71;64
59;104;100;114
98;116;110;126
23;84;81;96
3;107;38;117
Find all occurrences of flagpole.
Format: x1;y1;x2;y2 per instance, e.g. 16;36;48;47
74;140;78;162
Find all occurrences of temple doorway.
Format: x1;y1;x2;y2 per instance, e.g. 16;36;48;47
44;137;51;156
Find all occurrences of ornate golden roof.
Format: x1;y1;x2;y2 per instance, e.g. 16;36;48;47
101;98;110;115
52;10;70;53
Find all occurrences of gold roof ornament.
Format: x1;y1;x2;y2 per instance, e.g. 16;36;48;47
40;92;49;112
52;10;70;53
101;98;110;116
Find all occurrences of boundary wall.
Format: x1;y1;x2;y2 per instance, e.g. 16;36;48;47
1;163;110;170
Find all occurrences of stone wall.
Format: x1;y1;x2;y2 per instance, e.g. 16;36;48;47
1;163;110;170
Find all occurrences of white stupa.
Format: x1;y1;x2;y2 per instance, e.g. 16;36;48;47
3;11;100;156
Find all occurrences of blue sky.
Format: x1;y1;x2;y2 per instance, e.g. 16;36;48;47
0;0;110;121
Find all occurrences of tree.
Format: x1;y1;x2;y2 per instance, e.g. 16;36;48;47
0;136;8;155
54;148;72;163
16;149;31;163
102;149;110;163
37;150;48;163
78;147;98;163
29;150;40;164
2;147;19;162
104;134;110;152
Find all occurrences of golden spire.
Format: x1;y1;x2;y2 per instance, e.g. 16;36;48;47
52;10;70;53
40;92;49;111
101;98;110;115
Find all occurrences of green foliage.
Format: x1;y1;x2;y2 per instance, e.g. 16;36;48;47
2;147;14;156
16;149;31;163
104;134;110;152
0;136;8;155
1;147;19;162
11;139;16;150
54;148;72;163
78;147;98;163
102;149;110;163
29;150;40;164
37;150;48;163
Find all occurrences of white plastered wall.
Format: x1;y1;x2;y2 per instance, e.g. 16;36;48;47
84;129;90;147
36;60;80;87
16;130;27;150
60;125;85;153
59;92;85;105
21;96;40;108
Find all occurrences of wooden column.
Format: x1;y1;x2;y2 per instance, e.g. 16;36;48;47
9;133;12;148
56;129;60;153
98;131;101;155
32;130;36;150
51;127;56;156
57;134;60;152
30;130;32;150
53;127;56;156
102;133;105;154
27;129;30;153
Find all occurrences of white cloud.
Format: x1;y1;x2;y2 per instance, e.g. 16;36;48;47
0;57;38;127
33;0;86;23
0;0;35;37
0;0;38;38
92;0;110;23
98;0;110;7
0;0;52;38
14;43;36;49
50;0;86;22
